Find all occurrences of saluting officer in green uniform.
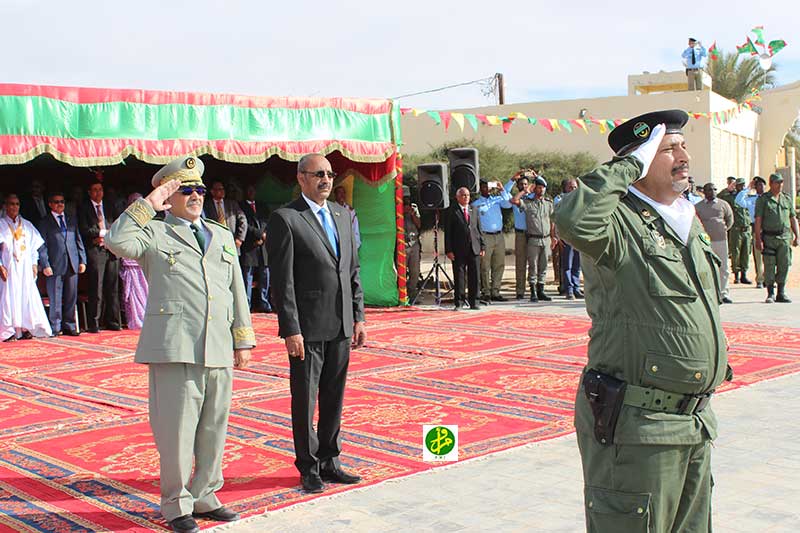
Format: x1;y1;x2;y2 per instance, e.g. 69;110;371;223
555;110;729;533
754;173;799;303
729;177;752;283
106;156;255;533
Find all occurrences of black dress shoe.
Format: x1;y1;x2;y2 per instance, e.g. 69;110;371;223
721;297;733;304
468;304;480;310
87;327;100;334
739;275;752;284
320;467;361;484
301;473;324;493
63;329;80;337
106;325;122;331
168;515;199;533
573;290;585;299
193;506;240;522
491;294;506;302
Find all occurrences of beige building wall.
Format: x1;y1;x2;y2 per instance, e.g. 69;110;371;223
401;74;799;193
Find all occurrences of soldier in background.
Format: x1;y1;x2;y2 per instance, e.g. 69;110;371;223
402;186;422;303
755;173;799;303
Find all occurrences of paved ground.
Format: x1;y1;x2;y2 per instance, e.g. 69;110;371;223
222;264;800;532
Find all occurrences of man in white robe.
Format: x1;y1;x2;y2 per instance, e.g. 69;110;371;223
0;194;52;341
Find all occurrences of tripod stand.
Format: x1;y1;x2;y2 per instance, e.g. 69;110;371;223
411;209;453;307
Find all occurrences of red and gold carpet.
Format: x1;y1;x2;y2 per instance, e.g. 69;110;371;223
1;308;798;531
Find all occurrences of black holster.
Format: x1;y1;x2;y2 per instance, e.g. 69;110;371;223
582;369;627;446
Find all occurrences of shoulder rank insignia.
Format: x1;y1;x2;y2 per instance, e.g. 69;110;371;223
651;229;666;248
223;244;236;256
699;233;711;245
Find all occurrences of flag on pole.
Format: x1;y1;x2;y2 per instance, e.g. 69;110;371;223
736;37;758;56
768;39;787;56
751;26;766;47
709;41;720;61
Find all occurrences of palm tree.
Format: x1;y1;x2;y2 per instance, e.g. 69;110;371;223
708;49;777;102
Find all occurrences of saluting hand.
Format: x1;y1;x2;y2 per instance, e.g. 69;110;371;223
0;265;7;282
145;179;181;212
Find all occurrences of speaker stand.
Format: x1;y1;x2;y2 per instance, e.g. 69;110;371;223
411;209;453;307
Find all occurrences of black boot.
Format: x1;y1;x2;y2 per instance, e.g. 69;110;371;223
536;283;552;302
529;285;538;303
733;271;739;284
776;284;792;303
765;284;775;303
740;272;752;284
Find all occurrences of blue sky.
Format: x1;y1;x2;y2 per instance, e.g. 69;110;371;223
2;0;798;110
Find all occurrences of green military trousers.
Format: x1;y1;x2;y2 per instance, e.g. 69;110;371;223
149;363;233;521
514;231;529;296
762;235;792;285
729;226;751;274
577;431;713;533
480;232;506;298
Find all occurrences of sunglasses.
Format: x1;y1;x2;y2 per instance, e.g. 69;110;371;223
179;185;207;196
301;170;337;179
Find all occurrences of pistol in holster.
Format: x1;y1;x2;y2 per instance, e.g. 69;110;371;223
582;369;627;446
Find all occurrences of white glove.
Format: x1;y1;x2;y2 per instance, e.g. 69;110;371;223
630;123;666;179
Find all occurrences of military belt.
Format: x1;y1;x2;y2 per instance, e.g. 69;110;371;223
762;229;786;236
623;383;713;415
527;233;547;239
484;231;501;235
515;229;526;233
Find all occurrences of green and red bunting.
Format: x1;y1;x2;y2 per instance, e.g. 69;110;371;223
401;95;758;135
0;83;402;169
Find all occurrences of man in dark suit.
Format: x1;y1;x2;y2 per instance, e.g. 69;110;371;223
239;184;271;312
203;181;247;253
78;180;121;332
20;179;49;225
37;192;86;336
267;153;366;494
445;187;485;310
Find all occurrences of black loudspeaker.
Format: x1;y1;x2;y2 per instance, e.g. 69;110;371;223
417;163;449;209
447;147;479;195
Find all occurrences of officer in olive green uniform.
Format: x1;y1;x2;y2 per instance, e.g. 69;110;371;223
754;173;800;303
511;177;556;302
106;157;255;533
555;110;728;533
729;177;752;283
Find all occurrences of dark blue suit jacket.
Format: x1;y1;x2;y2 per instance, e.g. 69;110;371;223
37;213;87;275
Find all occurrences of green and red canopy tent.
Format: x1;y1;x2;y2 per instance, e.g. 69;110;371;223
0;83;410;306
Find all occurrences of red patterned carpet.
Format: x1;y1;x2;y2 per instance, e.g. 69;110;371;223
1;308;799;532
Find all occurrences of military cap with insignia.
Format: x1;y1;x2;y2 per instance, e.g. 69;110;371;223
726;176;736;183
735;177;746;185
534;176;547;187
151;156;205;188
769;173;783;183
753;176;766;185
607;109;689;156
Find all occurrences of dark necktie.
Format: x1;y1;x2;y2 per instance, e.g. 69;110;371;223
691;48;696;65
191;222;206;253
464;207;469;223
58;215;67;237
